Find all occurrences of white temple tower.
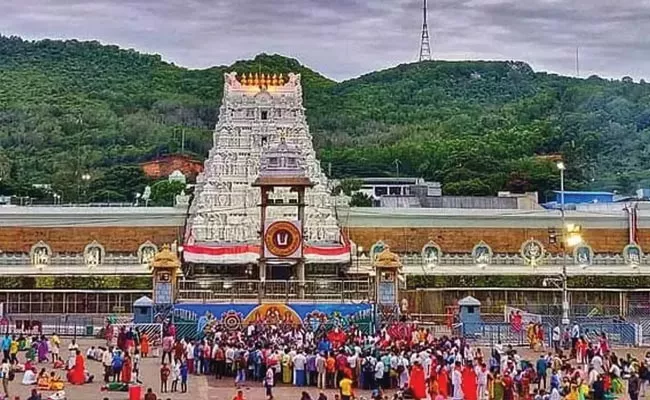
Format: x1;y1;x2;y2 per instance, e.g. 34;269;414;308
184;72;349;274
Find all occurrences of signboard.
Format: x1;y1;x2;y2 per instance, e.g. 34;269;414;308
155;282;173;304
378;281;396;304
263;220;302;259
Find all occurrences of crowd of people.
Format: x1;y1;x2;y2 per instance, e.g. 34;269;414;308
155;317;649;400
0;316;647;400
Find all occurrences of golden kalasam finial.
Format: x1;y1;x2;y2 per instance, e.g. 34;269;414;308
262;73;268;87
247;73;253;85
254;73;259;86
278;73;284;85
241;73;248;85
271;73;278;86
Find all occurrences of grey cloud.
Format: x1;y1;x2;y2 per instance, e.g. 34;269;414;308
0;0;649;81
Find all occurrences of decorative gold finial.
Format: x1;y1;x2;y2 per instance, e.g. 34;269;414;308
278;73;284;85
271;73;278;86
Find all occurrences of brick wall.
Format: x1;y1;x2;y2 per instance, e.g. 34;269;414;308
141;155;203;180
0;226;183;253
348;227;636;254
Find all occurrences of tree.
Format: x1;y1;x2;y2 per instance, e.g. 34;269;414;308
87;165;150;202
332;178;364;196
350;192;372;207
150;180;186;206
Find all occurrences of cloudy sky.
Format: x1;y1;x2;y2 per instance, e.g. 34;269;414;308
2;0;649;81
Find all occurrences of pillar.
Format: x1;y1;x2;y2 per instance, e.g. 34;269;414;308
298;189;306;299
259;187;269;303
297;261;306;299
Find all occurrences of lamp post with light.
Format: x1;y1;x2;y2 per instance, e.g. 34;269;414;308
558;161;569;325
555;161;583;326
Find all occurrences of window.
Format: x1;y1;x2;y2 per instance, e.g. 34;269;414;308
261;110;268;120
374;186;388;197
467;306;475;314
389;186;401;195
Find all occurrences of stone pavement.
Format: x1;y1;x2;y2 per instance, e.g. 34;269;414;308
6;338;208;400
207;378;390;400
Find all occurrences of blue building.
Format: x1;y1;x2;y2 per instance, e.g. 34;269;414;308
544;191;615;209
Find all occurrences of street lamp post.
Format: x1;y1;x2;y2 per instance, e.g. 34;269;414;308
81;173;91;204
557;161;570;326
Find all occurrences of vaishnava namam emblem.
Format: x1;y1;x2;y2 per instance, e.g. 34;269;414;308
264;221;302;258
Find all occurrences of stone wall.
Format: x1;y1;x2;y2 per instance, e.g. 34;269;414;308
348;227;634;254
0;226;183;253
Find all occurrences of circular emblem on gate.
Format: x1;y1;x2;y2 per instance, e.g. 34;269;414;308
264;221;301;257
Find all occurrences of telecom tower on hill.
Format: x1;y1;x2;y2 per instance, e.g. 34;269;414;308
419;0;432;61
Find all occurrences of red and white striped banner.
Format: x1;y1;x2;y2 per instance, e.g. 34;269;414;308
183;231;351;264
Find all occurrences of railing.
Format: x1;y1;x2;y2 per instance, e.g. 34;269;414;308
177;279;372;303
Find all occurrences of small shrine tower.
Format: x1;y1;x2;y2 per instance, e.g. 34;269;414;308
150;244;181;305
253;136;313;298
374;248;402;327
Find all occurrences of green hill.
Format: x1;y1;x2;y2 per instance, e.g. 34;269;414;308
1;35;650;202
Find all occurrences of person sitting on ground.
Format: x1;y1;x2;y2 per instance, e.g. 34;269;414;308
52;358;64;370
22;367;38;385
144;387;158;400
37;369;50;391
27;388;42;400
48;371;65;391
233;389;246;400
86;347;96;361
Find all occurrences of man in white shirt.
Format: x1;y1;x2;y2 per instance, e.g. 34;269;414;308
316;352;326;389
265;364;275;399
0;359;9;397
102;347;113;383
293;351;306;386
225;346;235;377
374;358;384;390
186;341;195;374
348;352;358;370
552;325;561;351
571;323;580;358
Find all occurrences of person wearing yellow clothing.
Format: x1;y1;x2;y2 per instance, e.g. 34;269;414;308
339;375;354;400
9;336;18;364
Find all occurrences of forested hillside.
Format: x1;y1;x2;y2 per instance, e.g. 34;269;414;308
1;35;650;203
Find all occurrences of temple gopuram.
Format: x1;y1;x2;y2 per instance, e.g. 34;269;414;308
183;72;350;279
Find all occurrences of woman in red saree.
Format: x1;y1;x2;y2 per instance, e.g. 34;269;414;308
409;361;427;400
437;366;449;398
69;350;85;385
461;364;478;400
140;332;150;357
122;355;133;383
